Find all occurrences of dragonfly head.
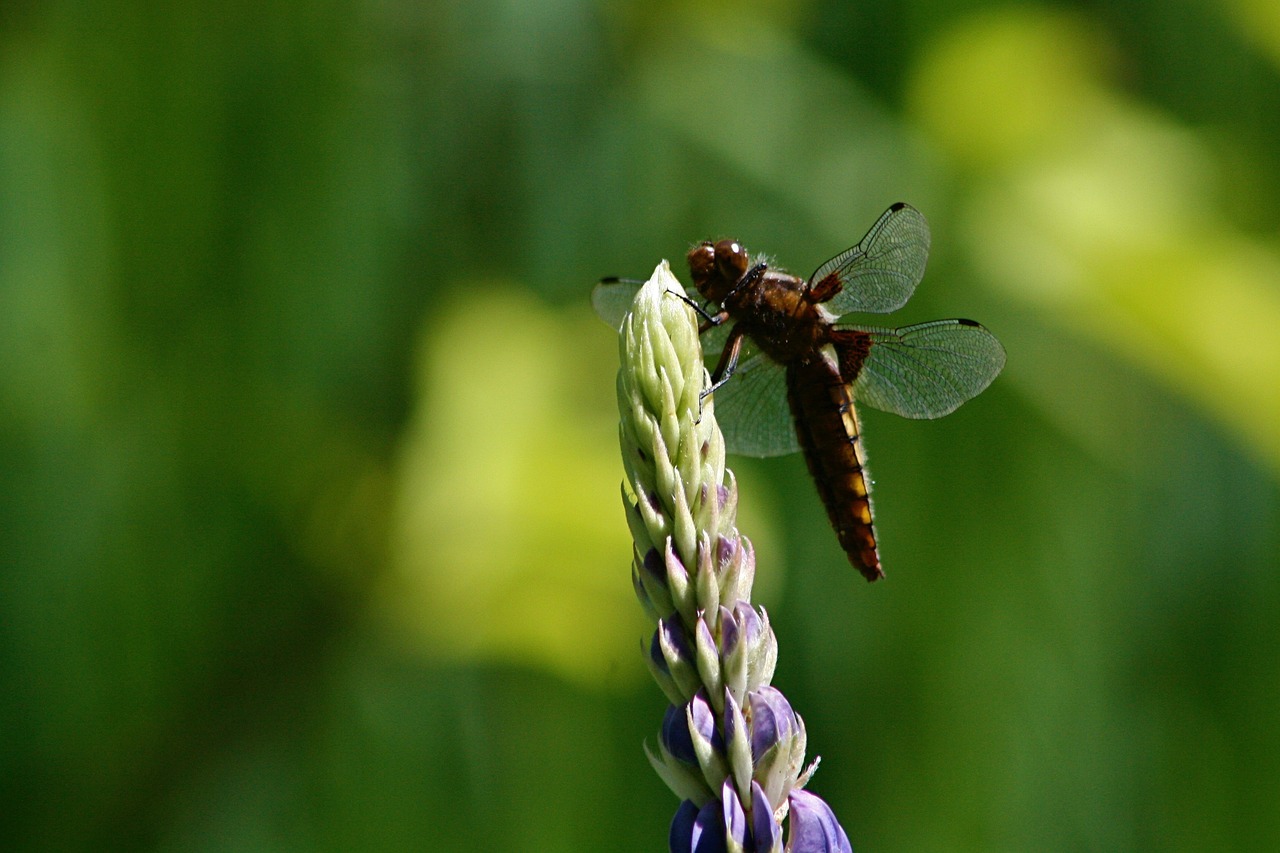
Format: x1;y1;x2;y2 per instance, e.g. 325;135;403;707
687;239;749;304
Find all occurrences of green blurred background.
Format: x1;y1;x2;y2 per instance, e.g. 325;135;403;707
3;0;1279;850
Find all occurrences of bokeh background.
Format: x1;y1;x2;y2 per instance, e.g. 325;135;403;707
4;0;1279;850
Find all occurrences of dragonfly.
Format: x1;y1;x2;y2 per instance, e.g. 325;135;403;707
593;203;1005;581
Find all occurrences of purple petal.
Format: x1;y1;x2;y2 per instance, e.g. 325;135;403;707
650;629;673;676
643;547;668;588
663;692;722;766
670;801;699;853
749;687;799;761
662;704;697;766
690;799;727;853
695;615;720;686
786;790;852;853
670;799;701;850
720;606;741;655
656;618;693;670
721;606;749;706
722;689;752;795
721;778;748;849
716;532;737;565
732;603;761;645
688;690;721;751
751;781;782;852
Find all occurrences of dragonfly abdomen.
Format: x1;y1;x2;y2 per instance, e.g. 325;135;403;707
786;355;883;581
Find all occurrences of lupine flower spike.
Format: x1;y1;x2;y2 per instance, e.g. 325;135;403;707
616;261;853;853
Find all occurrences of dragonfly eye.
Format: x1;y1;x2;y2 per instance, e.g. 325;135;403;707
713;240;748;282
687;242;715;283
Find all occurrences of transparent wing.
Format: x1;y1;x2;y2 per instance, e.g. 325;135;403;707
707;353;798;458
850;319;1005;419
809;203;931;316
699;318;734;362
593;278;732;354
591;278;644;330
596;277;797;456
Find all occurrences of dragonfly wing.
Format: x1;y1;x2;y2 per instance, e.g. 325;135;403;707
596;277;791;453
594;278;730;354
849;319;1006;419
812;203;931;316
698;317;735;364
708;353;799;458
591;278;644;330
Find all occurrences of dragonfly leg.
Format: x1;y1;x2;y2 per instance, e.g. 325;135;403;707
703;324;746;399
698;309;730;334
664;289;725;328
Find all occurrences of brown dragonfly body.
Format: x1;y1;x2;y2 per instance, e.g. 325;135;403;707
595;203;1005;582
787;345;880;577
688;237;885;578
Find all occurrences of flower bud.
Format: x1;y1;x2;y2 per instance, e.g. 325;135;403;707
661;701;703;768
656;617;701;701
695;535;721;617
686;690;728;792
721;777;748;853
694;615;723;708
663;538;694;621
669;800;699;853
749;687;808;810
722;688;753;801
719;606;748;708
740;604;777;691
645;630;683;706
668;798;726;853
752;780;783;853
634;546;675;619
718;531;755;605
786;789;852;853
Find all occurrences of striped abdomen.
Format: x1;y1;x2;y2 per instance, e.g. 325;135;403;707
785;353;882;581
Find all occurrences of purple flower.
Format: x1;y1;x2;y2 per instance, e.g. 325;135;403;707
722;778;749;850
788;790;853;853
651;617;700;702
670;799;727;853
615;263;852;852
749;687;809;810
661;691;723;770
751;782;782;852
